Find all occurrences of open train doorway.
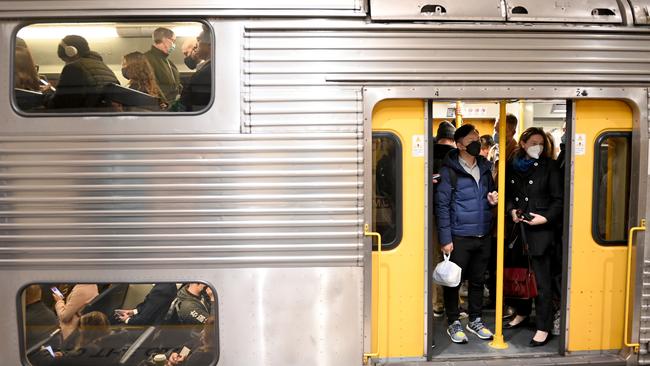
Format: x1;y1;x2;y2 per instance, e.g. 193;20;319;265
368;97;636;365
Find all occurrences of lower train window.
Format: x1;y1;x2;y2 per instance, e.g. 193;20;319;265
592;132;632;244
14;21;212;114
20;283;219;366
372;133;402;250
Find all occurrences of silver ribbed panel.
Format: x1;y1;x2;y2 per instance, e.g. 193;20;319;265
243;30;650;97
0;133;364;267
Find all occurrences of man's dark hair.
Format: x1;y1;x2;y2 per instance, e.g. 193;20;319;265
454;124;477;142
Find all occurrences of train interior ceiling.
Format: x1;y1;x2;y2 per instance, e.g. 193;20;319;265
15;22;207;112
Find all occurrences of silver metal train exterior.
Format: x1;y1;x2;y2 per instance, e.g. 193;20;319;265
1;0;650;365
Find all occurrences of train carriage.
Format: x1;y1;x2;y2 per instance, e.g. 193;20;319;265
2;0;650;365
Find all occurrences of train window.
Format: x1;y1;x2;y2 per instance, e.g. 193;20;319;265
20;282;219;366
14;21;213;115
592;132;632;244
372;132;402;250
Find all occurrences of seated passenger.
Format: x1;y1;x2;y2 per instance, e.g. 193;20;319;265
51;311;123;366
178;29;211;112
114;283;177;325
24;285;58;349
53;283;98;340
121;51;168;110
169;283;212;325
15;38;54;110
48;35;119;110
166;316;216;366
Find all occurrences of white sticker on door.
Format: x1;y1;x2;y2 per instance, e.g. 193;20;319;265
575;133;586;156
412;134;425;157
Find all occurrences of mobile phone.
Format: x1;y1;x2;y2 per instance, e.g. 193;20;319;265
42;345;55;357
432;174;441;180
517;210;534;221
179;346;191;358
50;287;63;298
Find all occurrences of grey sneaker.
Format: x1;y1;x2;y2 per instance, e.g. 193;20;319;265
447;320;468;344
466;317;494;340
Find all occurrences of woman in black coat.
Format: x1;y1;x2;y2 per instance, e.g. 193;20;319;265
503;127;563;346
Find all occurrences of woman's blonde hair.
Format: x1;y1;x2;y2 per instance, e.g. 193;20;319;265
14;46;40;91
123;51;166;105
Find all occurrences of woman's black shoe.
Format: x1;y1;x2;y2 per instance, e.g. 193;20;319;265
504;316;528;329
529;334;552;347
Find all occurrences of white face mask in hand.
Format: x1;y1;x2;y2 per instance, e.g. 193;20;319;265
526;145;543;159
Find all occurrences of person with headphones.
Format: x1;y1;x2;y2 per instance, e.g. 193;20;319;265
49;35;119;110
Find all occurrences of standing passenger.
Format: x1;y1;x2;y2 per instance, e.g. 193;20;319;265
144;27;181;104
435;124;498;344
179;29;212;111
503;127;563;346
431;121;456;318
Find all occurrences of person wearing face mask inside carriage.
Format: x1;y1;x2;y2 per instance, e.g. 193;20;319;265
435;124;499;344
144;27;181;104
503;127;563;347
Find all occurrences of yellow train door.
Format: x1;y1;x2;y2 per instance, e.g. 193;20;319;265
567;99;636;351
370;99;426;359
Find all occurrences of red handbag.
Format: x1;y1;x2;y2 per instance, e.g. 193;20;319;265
503;267;538;299
503;223;538;299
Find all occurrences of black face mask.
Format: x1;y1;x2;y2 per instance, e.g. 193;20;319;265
184;55;198;70
121;67;129;80
465;141;481;157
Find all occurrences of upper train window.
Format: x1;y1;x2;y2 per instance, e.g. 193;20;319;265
14;21;213;115
593;132;632;245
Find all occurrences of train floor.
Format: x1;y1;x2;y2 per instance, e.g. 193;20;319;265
430;308;558;358
380;308;626;365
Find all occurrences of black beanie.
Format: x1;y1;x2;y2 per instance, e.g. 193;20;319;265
436;121;456;141
58;35;90;59
454;124;477;142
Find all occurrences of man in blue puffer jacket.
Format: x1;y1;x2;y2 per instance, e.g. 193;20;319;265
435;124;498;344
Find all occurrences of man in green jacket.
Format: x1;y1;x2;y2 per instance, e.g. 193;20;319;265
144;27;181;105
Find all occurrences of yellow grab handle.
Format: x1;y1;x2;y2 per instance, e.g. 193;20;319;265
363;224;382;364
624;219;646;353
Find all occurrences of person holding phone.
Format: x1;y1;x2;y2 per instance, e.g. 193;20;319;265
165;316;216;366
53;284;98;340
114;283;177;325
504;127;563;347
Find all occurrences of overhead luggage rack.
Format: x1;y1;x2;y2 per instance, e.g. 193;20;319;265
629;0;650;24
505;0;623;24
370;0;505;21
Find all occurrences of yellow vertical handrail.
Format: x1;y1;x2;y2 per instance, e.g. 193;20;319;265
624;219;646;353
364;223;382;364
455;101;463;128
490;101;509;349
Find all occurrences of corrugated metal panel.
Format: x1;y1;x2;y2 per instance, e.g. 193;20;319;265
0;133;364;267
243;29;650;100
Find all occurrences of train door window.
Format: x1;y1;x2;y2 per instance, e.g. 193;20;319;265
20;282;219;366
592;132;632;244
372;132;402;249
14;21;213;114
